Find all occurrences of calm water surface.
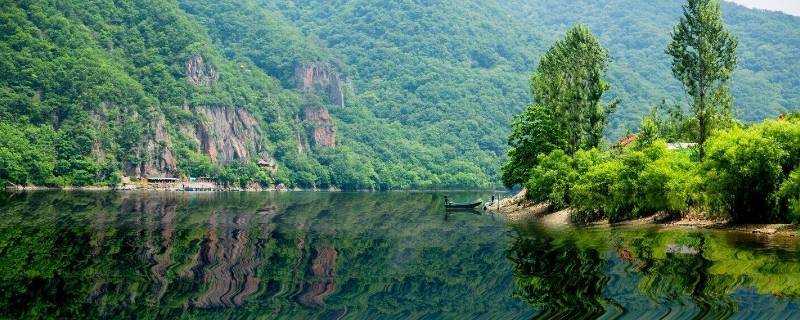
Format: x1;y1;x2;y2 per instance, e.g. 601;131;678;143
1;192;799;319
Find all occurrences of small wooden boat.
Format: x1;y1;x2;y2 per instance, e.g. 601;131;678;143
444;196;483;210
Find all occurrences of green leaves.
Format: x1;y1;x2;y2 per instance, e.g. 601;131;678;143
0;122;57;186
702;119;800;222
532;24;615;155
667;0;739;158
501;104;564;187
503;25;615;188
570;143;697;222
778;169;800;223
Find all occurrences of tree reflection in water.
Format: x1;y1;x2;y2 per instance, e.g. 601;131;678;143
506;223;800;318
506;224;609;318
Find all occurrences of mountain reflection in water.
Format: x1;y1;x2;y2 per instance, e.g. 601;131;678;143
0;192;799;319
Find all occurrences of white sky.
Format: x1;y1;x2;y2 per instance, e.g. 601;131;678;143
727;0;800;16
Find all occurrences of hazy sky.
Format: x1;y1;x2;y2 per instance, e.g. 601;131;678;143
727;0;800;16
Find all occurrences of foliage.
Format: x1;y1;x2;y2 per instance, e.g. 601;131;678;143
216;161;270;188
570;142;697;222
501;104;564;187
524;149;602;209
643;100;699;143
1;0;800;190
0;123;57;186
777;169;800;223
702;119;800;222
531;24;616;155
667;0;739;158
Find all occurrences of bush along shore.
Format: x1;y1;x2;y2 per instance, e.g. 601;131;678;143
499;1;800;230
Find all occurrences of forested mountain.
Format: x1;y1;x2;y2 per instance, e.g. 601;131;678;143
1;0;799;189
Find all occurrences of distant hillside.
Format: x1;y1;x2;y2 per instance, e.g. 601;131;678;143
499;0;800;134
1;0;799;189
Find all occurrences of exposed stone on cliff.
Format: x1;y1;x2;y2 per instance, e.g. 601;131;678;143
186;55;219;86
125;115;179;178
295;63;349;108
123;105;277;178
302;106;336;148
187;106;270;164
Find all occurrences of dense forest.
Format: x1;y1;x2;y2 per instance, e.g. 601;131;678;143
1;0;799;190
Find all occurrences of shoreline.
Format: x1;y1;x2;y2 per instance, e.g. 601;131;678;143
490;190;799;237
2;185;506;193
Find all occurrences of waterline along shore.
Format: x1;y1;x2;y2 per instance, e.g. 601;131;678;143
491;189;800;237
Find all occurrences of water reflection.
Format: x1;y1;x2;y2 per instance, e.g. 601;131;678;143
0;191;529;319
506;224;800;318
507;224;608;318
0;192;799;318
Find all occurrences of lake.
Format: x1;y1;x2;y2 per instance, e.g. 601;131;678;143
1;191;799;319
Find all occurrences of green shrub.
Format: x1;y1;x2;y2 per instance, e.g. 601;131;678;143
524;150;575;208
702;121;796;222
571;158;625;222
524;149;604;209
572;141;696;222
638;150;697;214
777;169;800;223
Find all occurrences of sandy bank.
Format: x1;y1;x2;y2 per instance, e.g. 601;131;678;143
491;190;799;237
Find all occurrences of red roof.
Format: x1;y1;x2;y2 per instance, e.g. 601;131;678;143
617;134;638;147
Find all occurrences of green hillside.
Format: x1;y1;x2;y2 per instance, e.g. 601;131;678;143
1;0;799;189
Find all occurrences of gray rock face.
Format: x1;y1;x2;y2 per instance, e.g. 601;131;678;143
186;55;219;86
125;114;179;178
123;106;274;178
189;106;266;164
295;63;349;108
303;106;336;148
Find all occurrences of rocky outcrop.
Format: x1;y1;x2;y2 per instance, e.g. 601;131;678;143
122;105;276;178
295;64;349;108
186;55;219;86
302;106;336;148
125;115;179;178
186;106;269;164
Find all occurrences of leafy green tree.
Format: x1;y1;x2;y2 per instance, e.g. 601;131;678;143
532;24;617;155
524;148;603;209
572;142;696;222
666;0;738;159
501;104;564;187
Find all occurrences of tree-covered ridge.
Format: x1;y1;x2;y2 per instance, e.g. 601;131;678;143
2;0;800;189
263;0;800;185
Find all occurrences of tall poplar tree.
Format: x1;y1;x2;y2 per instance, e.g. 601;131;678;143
502;24;614;187
667;0;738;159
531;24;616;156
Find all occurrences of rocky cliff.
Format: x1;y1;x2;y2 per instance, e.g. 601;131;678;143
122;54;277;178
125;114;179;178
295;64;349;108
188;106;268;164
303;106;336;148
186;55;219;86
123;105;274;178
